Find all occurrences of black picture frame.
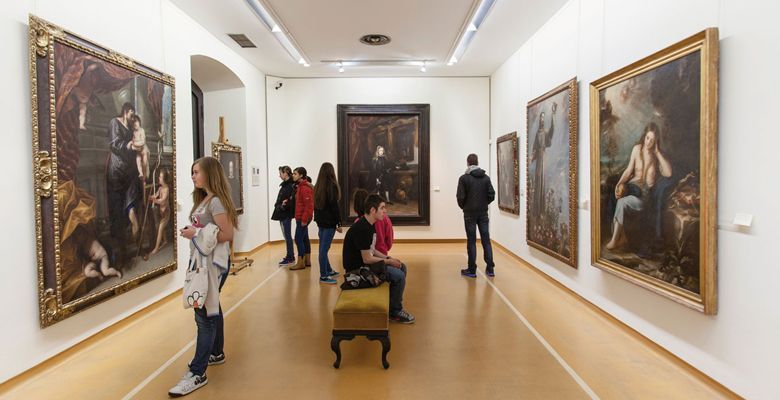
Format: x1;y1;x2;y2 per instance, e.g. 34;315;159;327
337;104;430;226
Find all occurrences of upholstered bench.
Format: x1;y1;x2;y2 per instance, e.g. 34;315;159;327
331;283;391;369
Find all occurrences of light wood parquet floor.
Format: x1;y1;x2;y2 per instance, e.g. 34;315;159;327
0;243;738;400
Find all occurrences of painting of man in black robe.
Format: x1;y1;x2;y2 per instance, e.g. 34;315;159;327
337;104;430;225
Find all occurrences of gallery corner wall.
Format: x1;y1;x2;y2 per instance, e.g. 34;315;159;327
1;0;268;384
489;0;780;398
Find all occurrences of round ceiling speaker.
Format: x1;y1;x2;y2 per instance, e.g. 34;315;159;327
359;34;391;46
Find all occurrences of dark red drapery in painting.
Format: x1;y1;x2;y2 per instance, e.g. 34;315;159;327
54;43;135;182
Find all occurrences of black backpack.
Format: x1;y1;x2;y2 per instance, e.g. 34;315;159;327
340;262;387;290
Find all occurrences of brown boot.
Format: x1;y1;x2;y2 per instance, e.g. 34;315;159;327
289;257;306;270
304;253;311;267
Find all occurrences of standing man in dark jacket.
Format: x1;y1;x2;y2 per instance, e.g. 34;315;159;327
457;153;496;277
271;166;296;266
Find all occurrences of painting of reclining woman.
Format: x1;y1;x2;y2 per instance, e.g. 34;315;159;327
30;16;177;326
589;29;718;314
337;104;430;226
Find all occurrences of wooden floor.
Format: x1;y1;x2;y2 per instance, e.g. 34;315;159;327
0;243;737;400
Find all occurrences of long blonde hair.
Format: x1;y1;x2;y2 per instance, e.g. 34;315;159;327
189;156;239;229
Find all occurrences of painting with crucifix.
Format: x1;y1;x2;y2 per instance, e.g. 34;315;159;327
337;104;430;226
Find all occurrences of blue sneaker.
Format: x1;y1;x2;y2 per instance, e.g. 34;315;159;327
319;277;337;284
278;257;295;266
328;270;340;277
460;268;476;278
486;269;495;277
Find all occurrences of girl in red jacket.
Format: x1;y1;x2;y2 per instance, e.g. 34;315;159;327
290;167;313;270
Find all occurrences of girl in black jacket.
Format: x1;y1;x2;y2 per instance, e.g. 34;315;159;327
272;166;295;266
313;162;342;284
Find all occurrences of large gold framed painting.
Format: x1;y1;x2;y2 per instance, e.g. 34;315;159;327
29;16;177;327
526;78;578;268
590;29;718;314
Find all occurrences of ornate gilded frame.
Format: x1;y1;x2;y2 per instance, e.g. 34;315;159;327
211;142;244;214
589;29;718;314
496;132;519;215
526;78;579;268
30;15;177;327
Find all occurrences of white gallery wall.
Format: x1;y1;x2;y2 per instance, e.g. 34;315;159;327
489;0;780;398
266;77;489;241
0;0;268;384
202;87;267;252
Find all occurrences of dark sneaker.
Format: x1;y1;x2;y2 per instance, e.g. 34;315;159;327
168;371;207;397
390;309;415;324
486;269;495;277
328;270;340;277
319;277;337;284
278;257;294;266
460;268;477;278
208;353;225;365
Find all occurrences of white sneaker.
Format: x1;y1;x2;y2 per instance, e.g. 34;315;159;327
168;371;207;397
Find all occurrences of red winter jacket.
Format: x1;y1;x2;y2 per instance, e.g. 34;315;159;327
294;180;314;224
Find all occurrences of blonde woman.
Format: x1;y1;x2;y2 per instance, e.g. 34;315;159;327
169;157;238;397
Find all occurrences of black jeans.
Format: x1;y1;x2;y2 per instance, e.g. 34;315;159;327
464;214;494;271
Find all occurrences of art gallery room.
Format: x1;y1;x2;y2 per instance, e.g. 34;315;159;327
2;0;779;398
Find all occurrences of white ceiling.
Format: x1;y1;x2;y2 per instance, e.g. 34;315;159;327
171;0;568;78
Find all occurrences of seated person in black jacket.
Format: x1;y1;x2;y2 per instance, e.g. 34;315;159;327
342;194;415;324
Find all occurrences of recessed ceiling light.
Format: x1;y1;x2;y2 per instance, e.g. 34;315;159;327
359;34;391;46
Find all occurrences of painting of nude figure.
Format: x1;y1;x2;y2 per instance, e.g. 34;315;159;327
589;29;718;314
30;16;177;327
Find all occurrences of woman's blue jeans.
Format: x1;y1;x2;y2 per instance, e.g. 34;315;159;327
318;227;336;278
280;218;294;259
189;264;229;376
295;219;311;257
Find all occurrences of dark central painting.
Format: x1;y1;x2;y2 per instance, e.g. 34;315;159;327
337;104;430;225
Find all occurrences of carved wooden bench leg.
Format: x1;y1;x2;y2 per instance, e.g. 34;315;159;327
331;333;355;369
367;334;391;369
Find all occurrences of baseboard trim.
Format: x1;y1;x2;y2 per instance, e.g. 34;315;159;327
490;240;741;400
265;238;466;245
234;241;271;257
0;289;181;392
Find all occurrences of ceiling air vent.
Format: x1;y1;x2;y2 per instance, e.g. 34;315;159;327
359;34;391;46
228;34;257;48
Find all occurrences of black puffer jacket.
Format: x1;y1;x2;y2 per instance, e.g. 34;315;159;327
456;166;495;217
271;179;295;221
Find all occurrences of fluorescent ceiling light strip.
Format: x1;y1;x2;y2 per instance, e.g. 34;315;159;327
445;0;497;64
245;0;276;31
323;59;432;68
245;0;310;65
472;0;496;29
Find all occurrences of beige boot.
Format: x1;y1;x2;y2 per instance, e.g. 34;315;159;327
289;257;306;270
304;253;311;267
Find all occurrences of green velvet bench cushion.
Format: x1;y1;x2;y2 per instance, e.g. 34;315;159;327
333;283;390;331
